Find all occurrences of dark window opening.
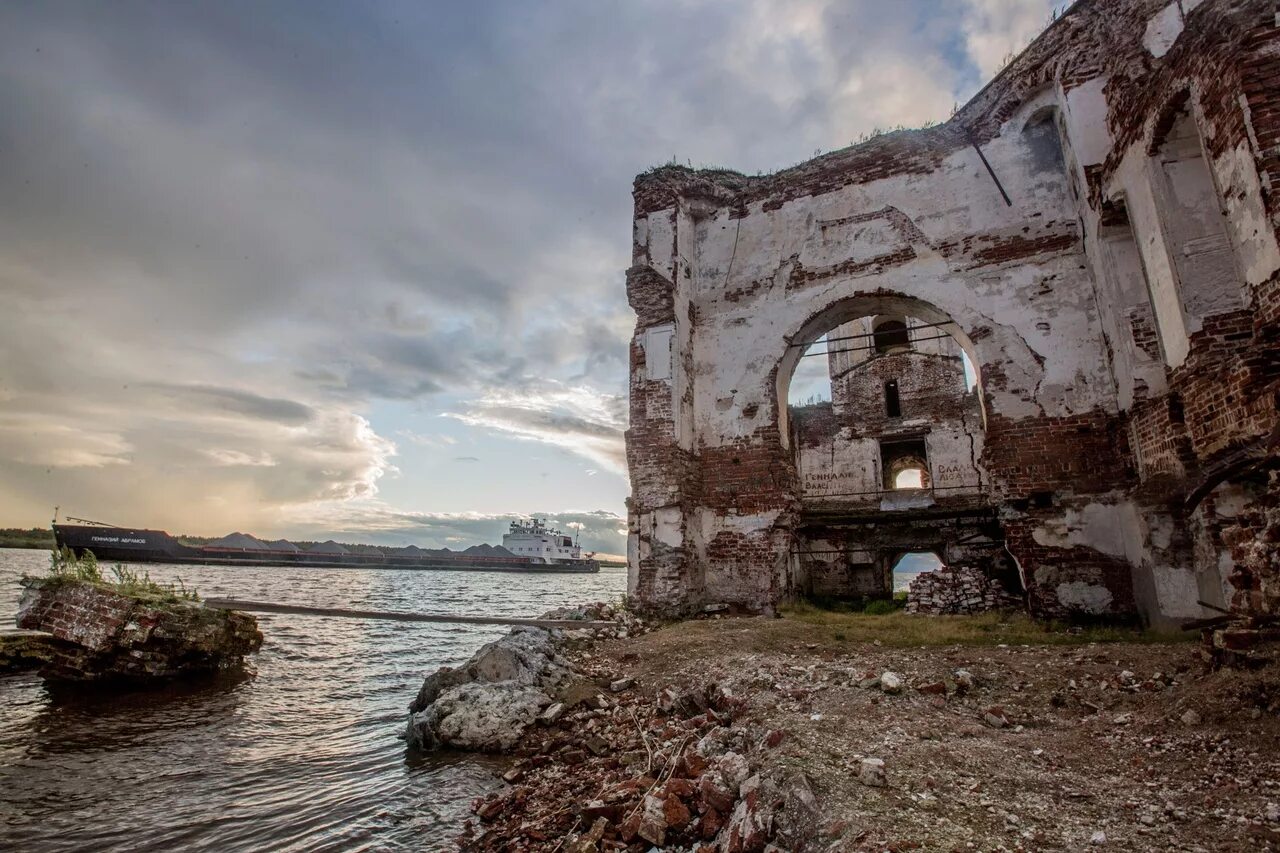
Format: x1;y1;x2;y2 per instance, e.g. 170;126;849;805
873;320;910;354
884;380;901;418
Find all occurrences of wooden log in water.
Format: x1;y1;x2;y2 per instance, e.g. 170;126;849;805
202;598;618;630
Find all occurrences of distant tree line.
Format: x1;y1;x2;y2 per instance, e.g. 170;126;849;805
0;528;56;549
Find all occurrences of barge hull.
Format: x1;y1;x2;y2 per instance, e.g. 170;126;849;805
52;525;600;574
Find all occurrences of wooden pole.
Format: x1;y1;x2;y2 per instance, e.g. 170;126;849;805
202;598;617;630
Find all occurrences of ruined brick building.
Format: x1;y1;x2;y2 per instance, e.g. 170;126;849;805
624;0;1280;628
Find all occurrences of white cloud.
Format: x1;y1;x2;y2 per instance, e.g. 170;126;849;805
446;381;627;474
961;0;1058;80
0;416;133;468
202;449;277;467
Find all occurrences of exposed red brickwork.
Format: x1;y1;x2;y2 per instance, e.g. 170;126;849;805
1221;471;1280;617
17;580;262;681
626;265;676;327
695;438;793;514
1128;394;1196;486
832;351;975;436
981;409;1133;498
962;230;1079;270
1127;308;1162;362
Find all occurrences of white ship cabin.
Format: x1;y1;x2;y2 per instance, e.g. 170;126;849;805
502;518;582;564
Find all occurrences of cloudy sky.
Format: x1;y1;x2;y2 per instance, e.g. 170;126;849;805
0;0;1055;556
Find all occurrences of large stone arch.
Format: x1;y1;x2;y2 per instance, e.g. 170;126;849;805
772;290;988;450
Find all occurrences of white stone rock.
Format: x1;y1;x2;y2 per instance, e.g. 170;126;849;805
857;757;887;787
717;751;751;792
879;672;903;694
407;682;550;752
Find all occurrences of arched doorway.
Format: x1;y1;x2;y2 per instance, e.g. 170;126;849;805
780;294;1000;603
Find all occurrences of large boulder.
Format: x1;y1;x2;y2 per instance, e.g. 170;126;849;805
17;578;262;681
412;682;551;751
406;626;576;751
408;625;570;713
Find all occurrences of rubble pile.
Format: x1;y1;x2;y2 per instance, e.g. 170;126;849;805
407;603;652;752
16;577;262;681
905;565;1019;615
459;678;813;852
1207;469;1280;668
541;601;649;642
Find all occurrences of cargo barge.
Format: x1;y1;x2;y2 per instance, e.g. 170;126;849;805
52;520;599;574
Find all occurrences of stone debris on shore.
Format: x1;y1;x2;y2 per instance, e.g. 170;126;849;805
406;603;647;752
412;602;1280;851
406;603;819;850
458;675;816;852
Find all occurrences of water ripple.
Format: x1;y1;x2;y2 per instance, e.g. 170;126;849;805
0;548;624;850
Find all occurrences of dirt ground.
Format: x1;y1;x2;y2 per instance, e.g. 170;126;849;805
458;608;1280;851
554;609;1280;852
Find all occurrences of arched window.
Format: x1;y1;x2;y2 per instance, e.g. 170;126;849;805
894;468;924;489
1150;99;1244;337
880;437;930;491
872;319;910;354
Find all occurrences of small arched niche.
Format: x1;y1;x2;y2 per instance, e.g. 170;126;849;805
872;315;911;354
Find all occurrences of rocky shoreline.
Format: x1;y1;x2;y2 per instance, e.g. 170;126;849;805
408;603;806;851
409;604;1280;852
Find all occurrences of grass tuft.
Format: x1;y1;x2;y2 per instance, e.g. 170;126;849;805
42;547;198;603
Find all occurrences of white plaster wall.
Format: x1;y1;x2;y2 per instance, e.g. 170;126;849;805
1032;501;1130;558
686;113;1117;455
927;428;985;491
1112;152;1191;365
1061;76;1112;168
1212;140;1280;288
794;433;880;499
1097;232;1168;406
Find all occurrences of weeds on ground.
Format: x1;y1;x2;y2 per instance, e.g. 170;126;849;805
775;600;1190;648
42;547;199;603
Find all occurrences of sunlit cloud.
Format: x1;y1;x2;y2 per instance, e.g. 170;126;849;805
446;382;627;474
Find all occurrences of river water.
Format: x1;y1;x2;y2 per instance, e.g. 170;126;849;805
0;548;626;852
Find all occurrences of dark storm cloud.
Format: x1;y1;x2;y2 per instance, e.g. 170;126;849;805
141;384;315;424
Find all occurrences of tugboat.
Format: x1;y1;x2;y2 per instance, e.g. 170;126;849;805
501;518;583;564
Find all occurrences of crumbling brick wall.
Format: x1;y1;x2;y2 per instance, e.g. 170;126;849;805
16;579;262;681
624;0;1280;626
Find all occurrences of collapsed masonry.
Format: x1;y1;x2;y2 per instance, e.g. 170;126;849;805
624;0;1280;628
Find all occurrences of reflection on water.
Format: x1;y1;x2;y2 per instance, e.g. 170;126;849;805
0;548;625;851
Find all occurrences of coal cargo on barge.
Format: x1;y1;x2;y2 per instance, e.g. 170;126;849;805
52;521;600;574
